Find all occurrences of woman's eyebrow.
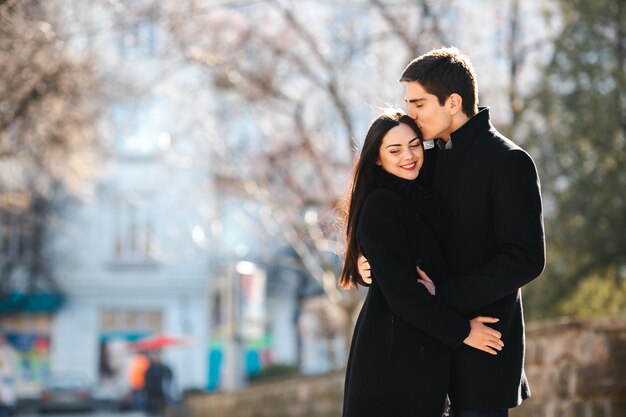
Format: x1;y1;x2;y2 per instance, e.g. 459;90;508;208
385;137;420;149
384;143;401;149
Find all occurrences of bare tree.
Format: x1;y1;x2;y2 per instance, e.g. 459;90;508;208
0;0;105;300
370;0;450;56
502;0;557;137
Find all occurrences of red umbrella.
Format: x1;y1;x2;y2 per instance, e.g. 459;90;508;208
128;333;192;351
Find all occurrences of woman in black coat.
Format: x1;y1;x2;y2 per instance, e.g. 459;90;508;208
340;111;503;417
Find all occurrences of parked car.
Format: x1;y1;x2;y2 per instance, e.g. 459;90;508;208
91;380;132;411
38;373;94;413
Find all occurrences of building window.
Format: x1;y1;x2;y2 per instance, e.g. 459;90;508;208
113;192;155;263
100;309;162;334
0;209;20;261
116;1;159;60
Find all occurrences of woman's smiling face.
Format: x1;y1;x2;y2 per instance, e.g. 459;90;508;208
378;122;423;181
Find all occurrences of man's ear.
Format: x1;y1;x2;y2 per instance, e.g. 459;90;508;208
447;93;463;116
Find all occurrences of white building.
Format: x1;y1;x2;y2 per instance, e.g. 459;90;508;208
48;0;218;396
52;144;213;393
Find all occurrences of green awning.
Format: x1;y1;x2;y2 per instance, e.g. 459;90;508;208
0;292;64;314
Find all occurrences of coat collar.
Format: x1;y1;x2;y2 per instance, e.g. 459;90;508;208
372;167;448;238
449;106;491;152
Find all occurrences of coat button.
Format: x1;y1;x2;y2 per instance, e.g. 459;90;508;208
419;346;427;355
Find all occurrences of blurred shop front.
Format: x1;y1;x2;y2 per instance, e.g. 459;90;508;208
206;256;341;392
0;292;63;400
51;287;209;398
208;261;270;391
98;308;162;391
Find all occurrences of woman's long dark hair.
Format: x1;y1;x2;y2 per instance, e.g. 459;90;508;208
339;110;422;288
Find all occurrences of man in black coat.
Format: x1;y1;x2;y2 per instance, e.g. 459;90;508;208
144;352;173;416
399;48;545;416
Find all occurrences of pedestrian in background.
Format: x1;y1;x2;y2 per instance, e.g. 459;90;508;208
0;331;17;417
145;351;173;416
128;351;150;411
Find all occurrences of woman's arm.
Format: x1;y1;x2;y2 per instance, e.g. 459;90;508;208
358;189;475;349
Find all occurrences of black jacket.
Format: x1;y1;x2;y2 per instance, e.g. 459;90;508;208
424;108;546;410
343;176;471;417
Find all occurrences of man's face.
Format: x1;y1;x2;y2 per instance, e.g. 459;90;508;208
404;81;454;141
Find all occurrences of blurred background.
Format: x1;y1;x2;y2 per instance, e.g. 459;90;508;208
0;0;624;416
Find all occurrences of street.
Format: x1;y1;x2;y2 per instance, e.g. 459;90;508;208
19;412;148;417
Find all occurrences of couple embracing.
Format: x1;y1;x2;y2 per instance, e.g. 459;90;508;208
340;48;545;417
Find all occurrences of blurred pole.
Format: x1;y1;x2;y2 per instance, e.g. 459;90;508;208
221;261;244;391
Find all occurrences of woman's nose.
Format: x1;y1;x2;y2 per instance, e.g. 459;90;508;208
402;149;415;159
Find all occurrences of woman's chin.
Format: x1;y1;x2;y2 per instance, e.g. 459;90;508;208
398;171;419;180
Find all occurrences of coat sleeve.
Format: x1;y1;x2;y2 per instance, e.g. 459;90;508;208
358;189;470;349
438;149;546;313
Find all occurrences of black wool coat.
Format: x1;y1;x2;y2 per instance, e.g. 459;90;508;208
343;176;471;417
421;107;546;411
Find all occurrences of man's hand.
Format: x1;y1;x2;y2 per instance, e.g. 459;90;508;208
419;267;502;354
357;255;372;284
416;265;435;295
463;317;504;355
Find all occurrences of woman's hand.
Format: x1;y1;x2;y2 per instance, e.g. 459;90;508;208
417;267;502;353
463;317;504;355
357;255;372;284
416;265;436;295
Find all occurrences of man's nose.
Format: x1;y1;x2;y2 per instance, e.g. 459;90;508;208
406;106;418;120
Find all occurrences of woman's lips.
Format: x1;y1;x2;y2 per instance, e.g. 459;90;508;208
401;162;416;170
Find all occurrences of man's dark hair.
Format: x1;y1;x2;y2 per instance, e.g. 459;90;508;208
400;47;478;117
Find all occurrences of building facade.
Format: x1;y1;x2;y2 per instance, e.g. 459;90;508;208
47;0;216;397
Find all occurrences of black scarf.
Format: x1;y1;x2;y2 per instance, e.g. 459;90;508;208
371;167;448;240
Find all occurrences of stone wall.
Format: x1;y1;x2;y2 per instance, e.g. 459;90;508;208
185;319;626;417
511;319;626;417
185;371;345;417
